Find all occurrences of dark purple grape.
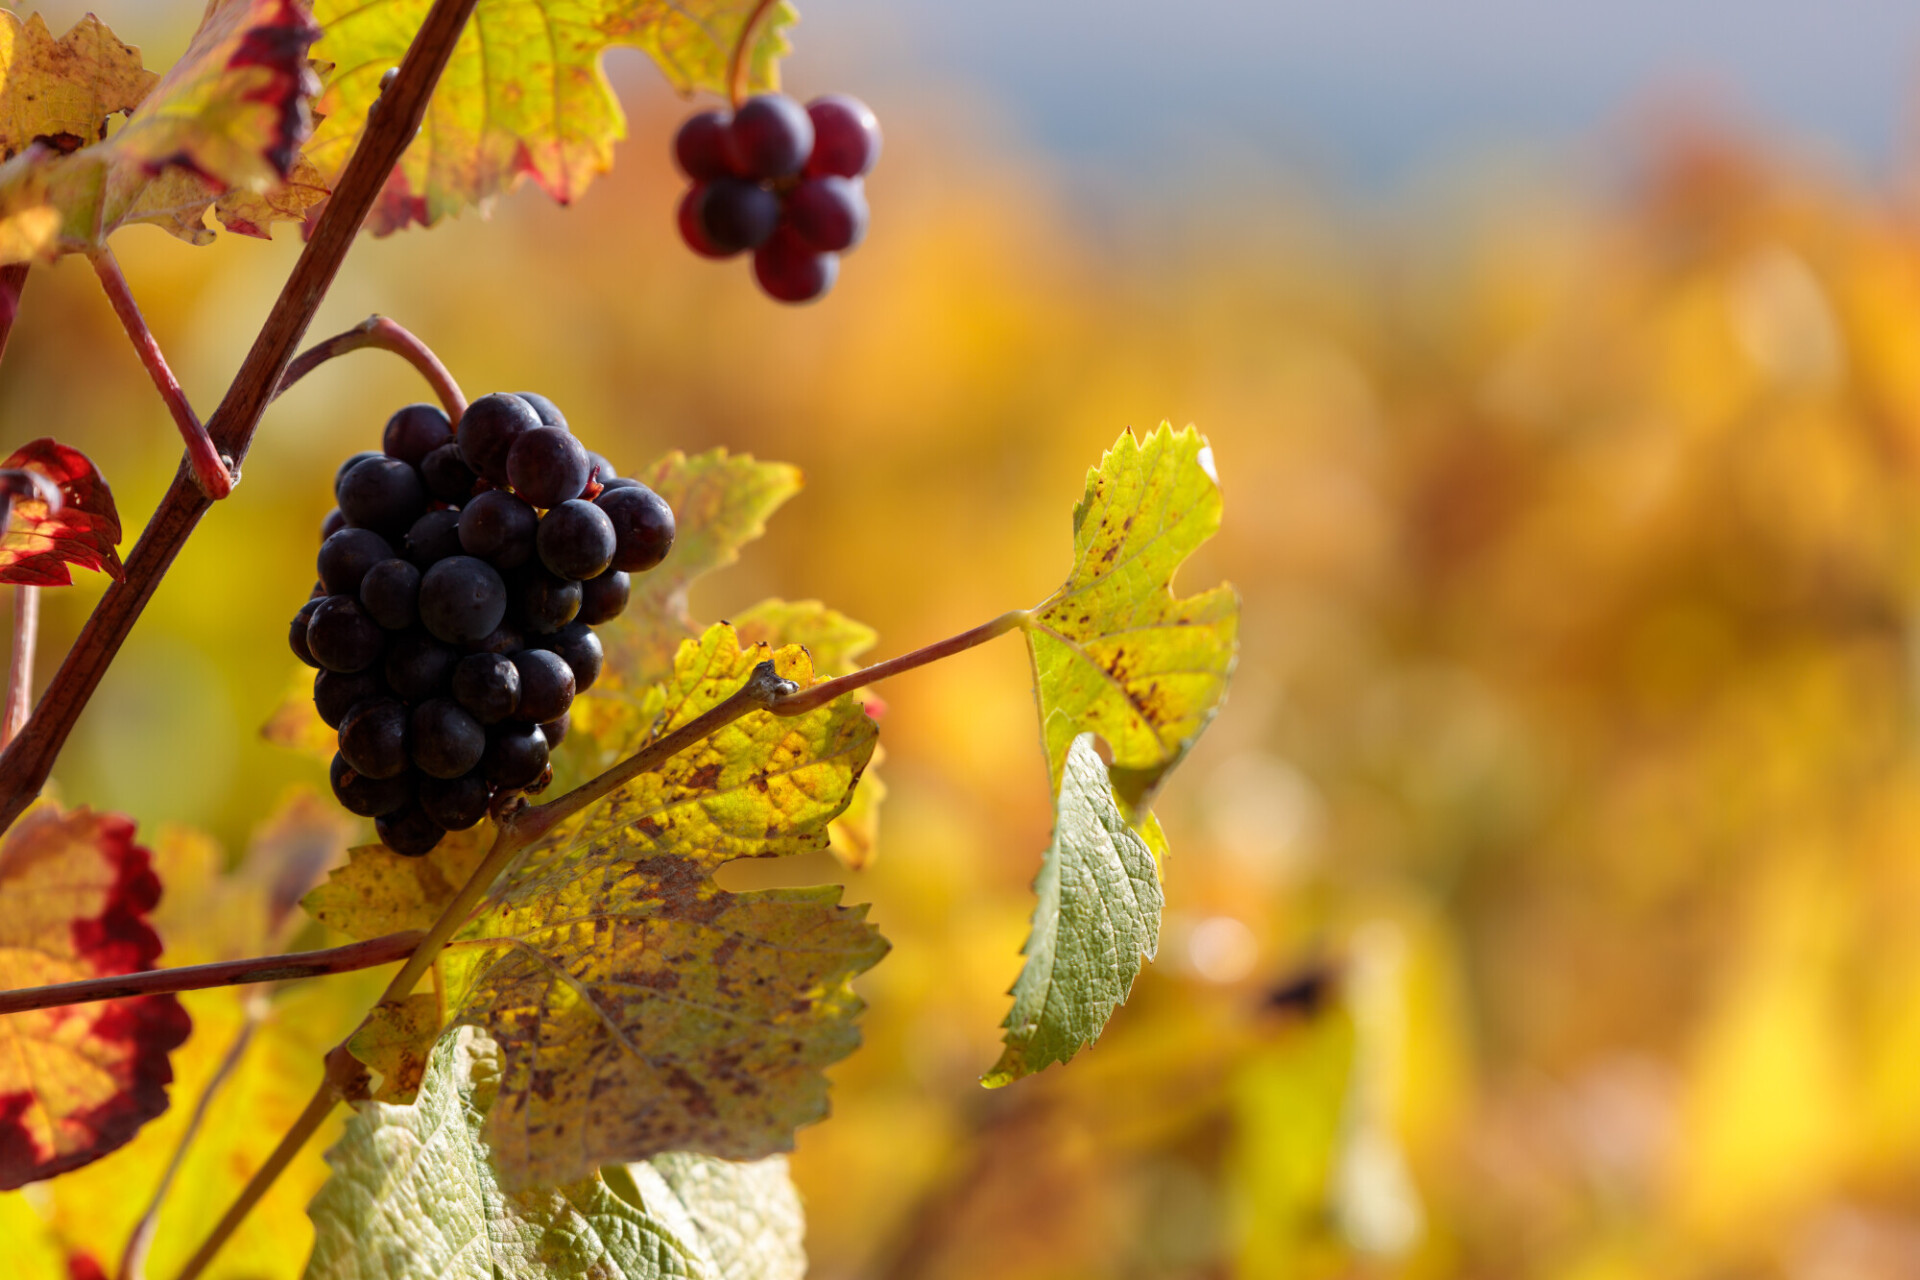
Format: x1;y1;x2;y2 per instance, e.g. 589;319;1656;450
595;484;676;573
511;649;576;723
754;227;837;303
337;456;426;538
514;392;567;431
315;667;382;729
539;712;570;749
335;451;383;496
418;556;508;645
515;566;582;634
578;568;630;625
418;772;491;830
321;508;347;542
383;403;454;466
694;178;779;254
805;95;881;178
678;186;731;260
457;489;538;570
290;599;322;667
482;722;549;790
376;802;445;857
507;426;590;509
306;596;385;673
787;176;868;252
541;622;604;693
330;753;413;818
727;94;814;180
597;476;641;492
339;697;410;780
466;619;526;656
586;452;617;483
410;699;487;779
456;393;542;487
537;500;616;580
311;579;328;600
359;558;421;631
675;109;734;179
452;651;519;724
421;442;479;505
318;528;395;596
405;509;463;568
384;630;457;700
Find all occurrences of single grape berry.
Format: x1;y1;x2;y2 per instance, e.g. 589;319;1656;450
376;802;446;857
359;558;422;631
384;630;457;701
595;484;676;572
507;426;590;509
290;599;323;667
541;621;604;693
694;179;780;254
457;393;542;486
383;403;454;466
598;476;641;492
339;697;411;780
418;772;491;830
727;94;814;180
452;651;519;724
410;698;487;779
578;568;630;625
675;109;735;179
330;753;413;818
539;712;570;748
482;722;549;790
457;489;538;570
335;451;383;496
511;649;576;723
514;392;568;431
421;442;479;505
537;499;617;580
805;94;881;178
678;186;731;259
787;176;869;252
405;509;463;568
337;455;427;537
315;667;383;729
586;452;618;483
306;596;385;672
318;528;395;596
754;227;837;303
418;555;508;645
516;566;582;634
321;508;347;542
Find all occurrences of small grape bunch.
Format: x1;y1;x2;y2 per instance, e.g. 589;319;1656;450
674;93;881;304
290;393;676;857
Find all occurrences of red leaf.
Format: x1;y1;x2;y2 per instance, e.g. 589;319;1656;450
0;438;123;586
0;805;191;1189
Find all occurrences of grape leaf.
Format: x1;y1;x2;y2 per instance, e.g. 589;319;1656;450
1026;424;1238;817
982;733;1163;1088
0;0;325;262
305;0;795;234
304;824;493;940
306;1026;807;1280
0;805;191;1188
0;438;123;586
0;11;154;158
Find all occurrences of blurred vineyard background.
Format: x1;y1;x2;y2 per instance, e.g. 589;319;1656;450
8;1;1920;1277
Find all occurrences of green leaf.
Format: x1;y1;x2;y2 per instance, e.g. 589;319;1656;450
305;1026;807;1279
983;733;1163;1087
1026;424;1238;817
0;0;326;262
306;0;796;233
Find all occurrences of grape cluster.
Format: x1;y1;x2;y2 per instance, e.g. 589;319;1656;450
674;93;881;304
292;394;675;857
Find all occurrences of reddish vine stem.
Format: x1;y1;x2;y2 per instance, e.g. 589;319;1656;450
770;610;1030;717
90;249;233;500
0;262;27;365
0;930;424;1016
2;585;38;749
727;0;779;109
0;0;484;837
275;314;468;420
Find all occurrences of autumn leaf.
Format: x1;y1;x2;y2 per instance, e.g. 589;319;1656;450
0;1;325;263
1027;424;1238;817
305;1026;807;1279
0;11;154;159
983;733;1163;1087
306;0;795;233
0;438;123;586
0;804;191;1189
304;824;493;941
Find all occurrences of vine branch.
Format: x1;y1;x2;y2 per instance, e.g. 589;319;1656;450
0;262;26;365
276;314;468;420
770;610;1029;717
0;0;485;836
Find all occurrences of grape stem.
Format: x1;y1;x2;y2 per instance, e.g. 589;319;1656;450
0;0;485;838
172;662;795;1280
769;609;1031;717
1;585;38;750
89;249;234;501
726;0;779;109
276;314;468;420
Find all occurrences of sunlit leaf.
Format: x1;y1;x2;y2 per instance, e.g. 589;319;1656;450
306;1026;807;1279
347;992;438;1103
0;438;122;586
1027;424;1238;816
302;824;491;940
983;733;1163;1087
305;0;794;234
0;805;191;1188
0;11;154;158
